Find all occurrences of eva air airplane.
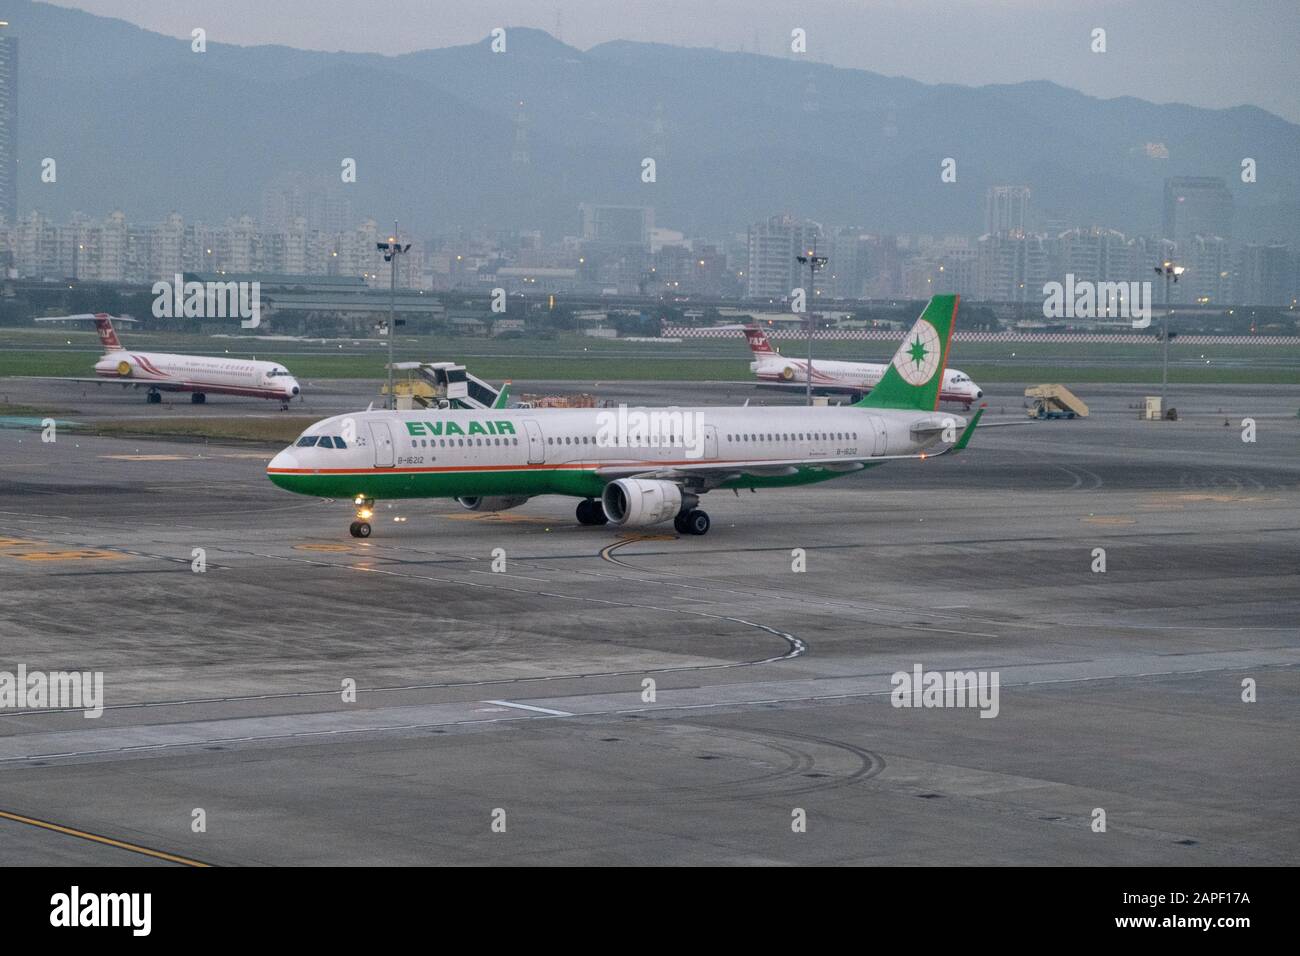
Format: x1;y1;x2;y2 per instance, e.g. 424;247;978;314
268;295;984;538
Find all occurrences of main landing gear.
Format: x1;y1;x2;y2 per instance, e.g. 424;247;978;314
146;389;162;404
190;392;206;404
349;497;374;538
673;509;711;536
576;498;608;525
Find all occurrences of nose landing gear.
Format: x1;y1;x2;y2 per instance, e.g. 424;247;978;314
349;498;375;538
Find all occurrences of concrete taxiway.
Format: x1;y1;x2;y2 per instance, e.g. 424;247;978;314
0;380;1296;865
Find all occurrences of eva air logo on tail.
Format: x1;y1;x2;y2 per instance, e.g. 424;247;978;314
853;295;957;411
892;318;941;385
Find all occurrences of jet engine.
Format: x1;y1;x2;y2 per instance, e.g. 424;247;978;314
600;479;694;528
456;496;530;512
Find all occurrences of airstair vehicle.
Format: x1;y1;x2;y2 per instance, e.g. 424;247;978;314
385;362;504;409
1024;384;1089;420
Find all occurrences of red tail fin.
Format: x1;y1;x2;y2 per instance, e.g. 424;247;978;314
93;313;124;351
742;325;779;356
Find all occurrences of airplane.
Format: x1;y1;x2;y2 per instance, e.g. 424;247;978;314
32;313;302;408
267;295;994;539
741;322;983;408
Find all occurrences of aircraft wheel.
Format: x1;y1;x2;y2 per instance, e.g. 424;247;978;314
681;509;710;536
147;391;162;404
191;392;206;404
349;521;372;539
576;498;607;525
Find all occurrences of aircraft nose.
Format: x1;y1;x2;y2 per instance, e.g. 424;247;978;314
268;449;299;472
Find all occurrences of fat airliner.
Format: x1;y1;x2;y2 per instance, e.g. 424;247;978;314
34;313;301;408
268;295;987;538
742;323;983;408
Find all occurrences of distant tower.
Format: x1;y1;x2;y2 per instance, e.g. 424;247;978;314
0;23;17;227
511;100;530;167
554;7;563;42
802;73;819;113
650;102;667;159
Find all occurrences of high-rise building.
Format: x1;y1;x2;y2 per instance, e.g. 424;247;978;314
579;204;653;247
1236;242;1297;307
977;233;1050;301
985;186;1031;237
1163;177;1234;242
0;24;17;227
1178;235;1234;304
1052;228;1135;286
745;215;822;299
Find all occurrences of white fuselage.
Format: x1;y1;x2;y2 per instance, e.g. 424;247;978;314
268;404;964;500
751;355;982;406
94;350;300;400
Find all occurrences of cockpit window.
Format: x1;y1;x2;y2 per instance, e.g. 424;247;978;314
331;436;347;448
295;436;318;447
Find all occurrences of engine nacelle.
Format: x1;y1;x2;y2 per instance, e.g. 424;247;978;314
456;496;530;512
601;479;689;528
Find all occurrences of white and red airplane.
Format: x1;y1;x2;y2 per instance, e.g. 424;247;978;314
741;324;983;409
33;313;301;407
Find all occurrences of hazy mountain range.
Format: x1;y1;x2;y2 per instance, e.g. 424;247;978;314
12;0;1300;243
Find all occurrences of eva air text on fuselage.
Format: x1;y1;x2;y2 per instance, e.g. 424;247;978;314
404;420;516;437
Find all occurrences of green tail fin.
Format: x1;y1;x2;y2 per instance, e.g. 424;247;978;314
492;381;511;409
855;295;959;411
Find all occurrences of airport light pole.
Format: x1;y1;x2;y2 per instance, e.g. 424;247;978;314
796;247;828;406
378;224;411;410
1154;259;1184;415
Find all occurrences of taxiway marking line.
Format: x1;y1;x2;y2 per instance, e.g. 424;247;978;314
482;699;574;717
0;808;210;867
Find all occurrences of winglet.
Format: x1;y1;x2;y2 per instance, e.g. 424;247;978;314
952;404;985;452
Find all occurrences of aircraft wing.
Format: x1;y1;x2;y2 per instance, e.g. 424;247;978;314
754;380;865;396
5;376;175;390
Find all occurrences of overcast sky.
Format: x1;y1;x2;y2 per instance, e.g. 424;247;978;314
50;0;1300;123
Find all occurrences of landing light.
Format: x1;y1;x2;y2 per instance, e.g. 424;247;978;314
358;508;374;520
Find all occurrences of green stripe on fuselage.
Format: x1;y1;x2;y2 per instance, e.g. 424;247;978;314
267;461;884;501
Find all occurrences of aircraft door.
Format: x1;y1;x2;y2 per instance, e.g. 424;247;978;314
703;424;718;460
524;420;545;464
868;415;889;457
369;421;395;467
